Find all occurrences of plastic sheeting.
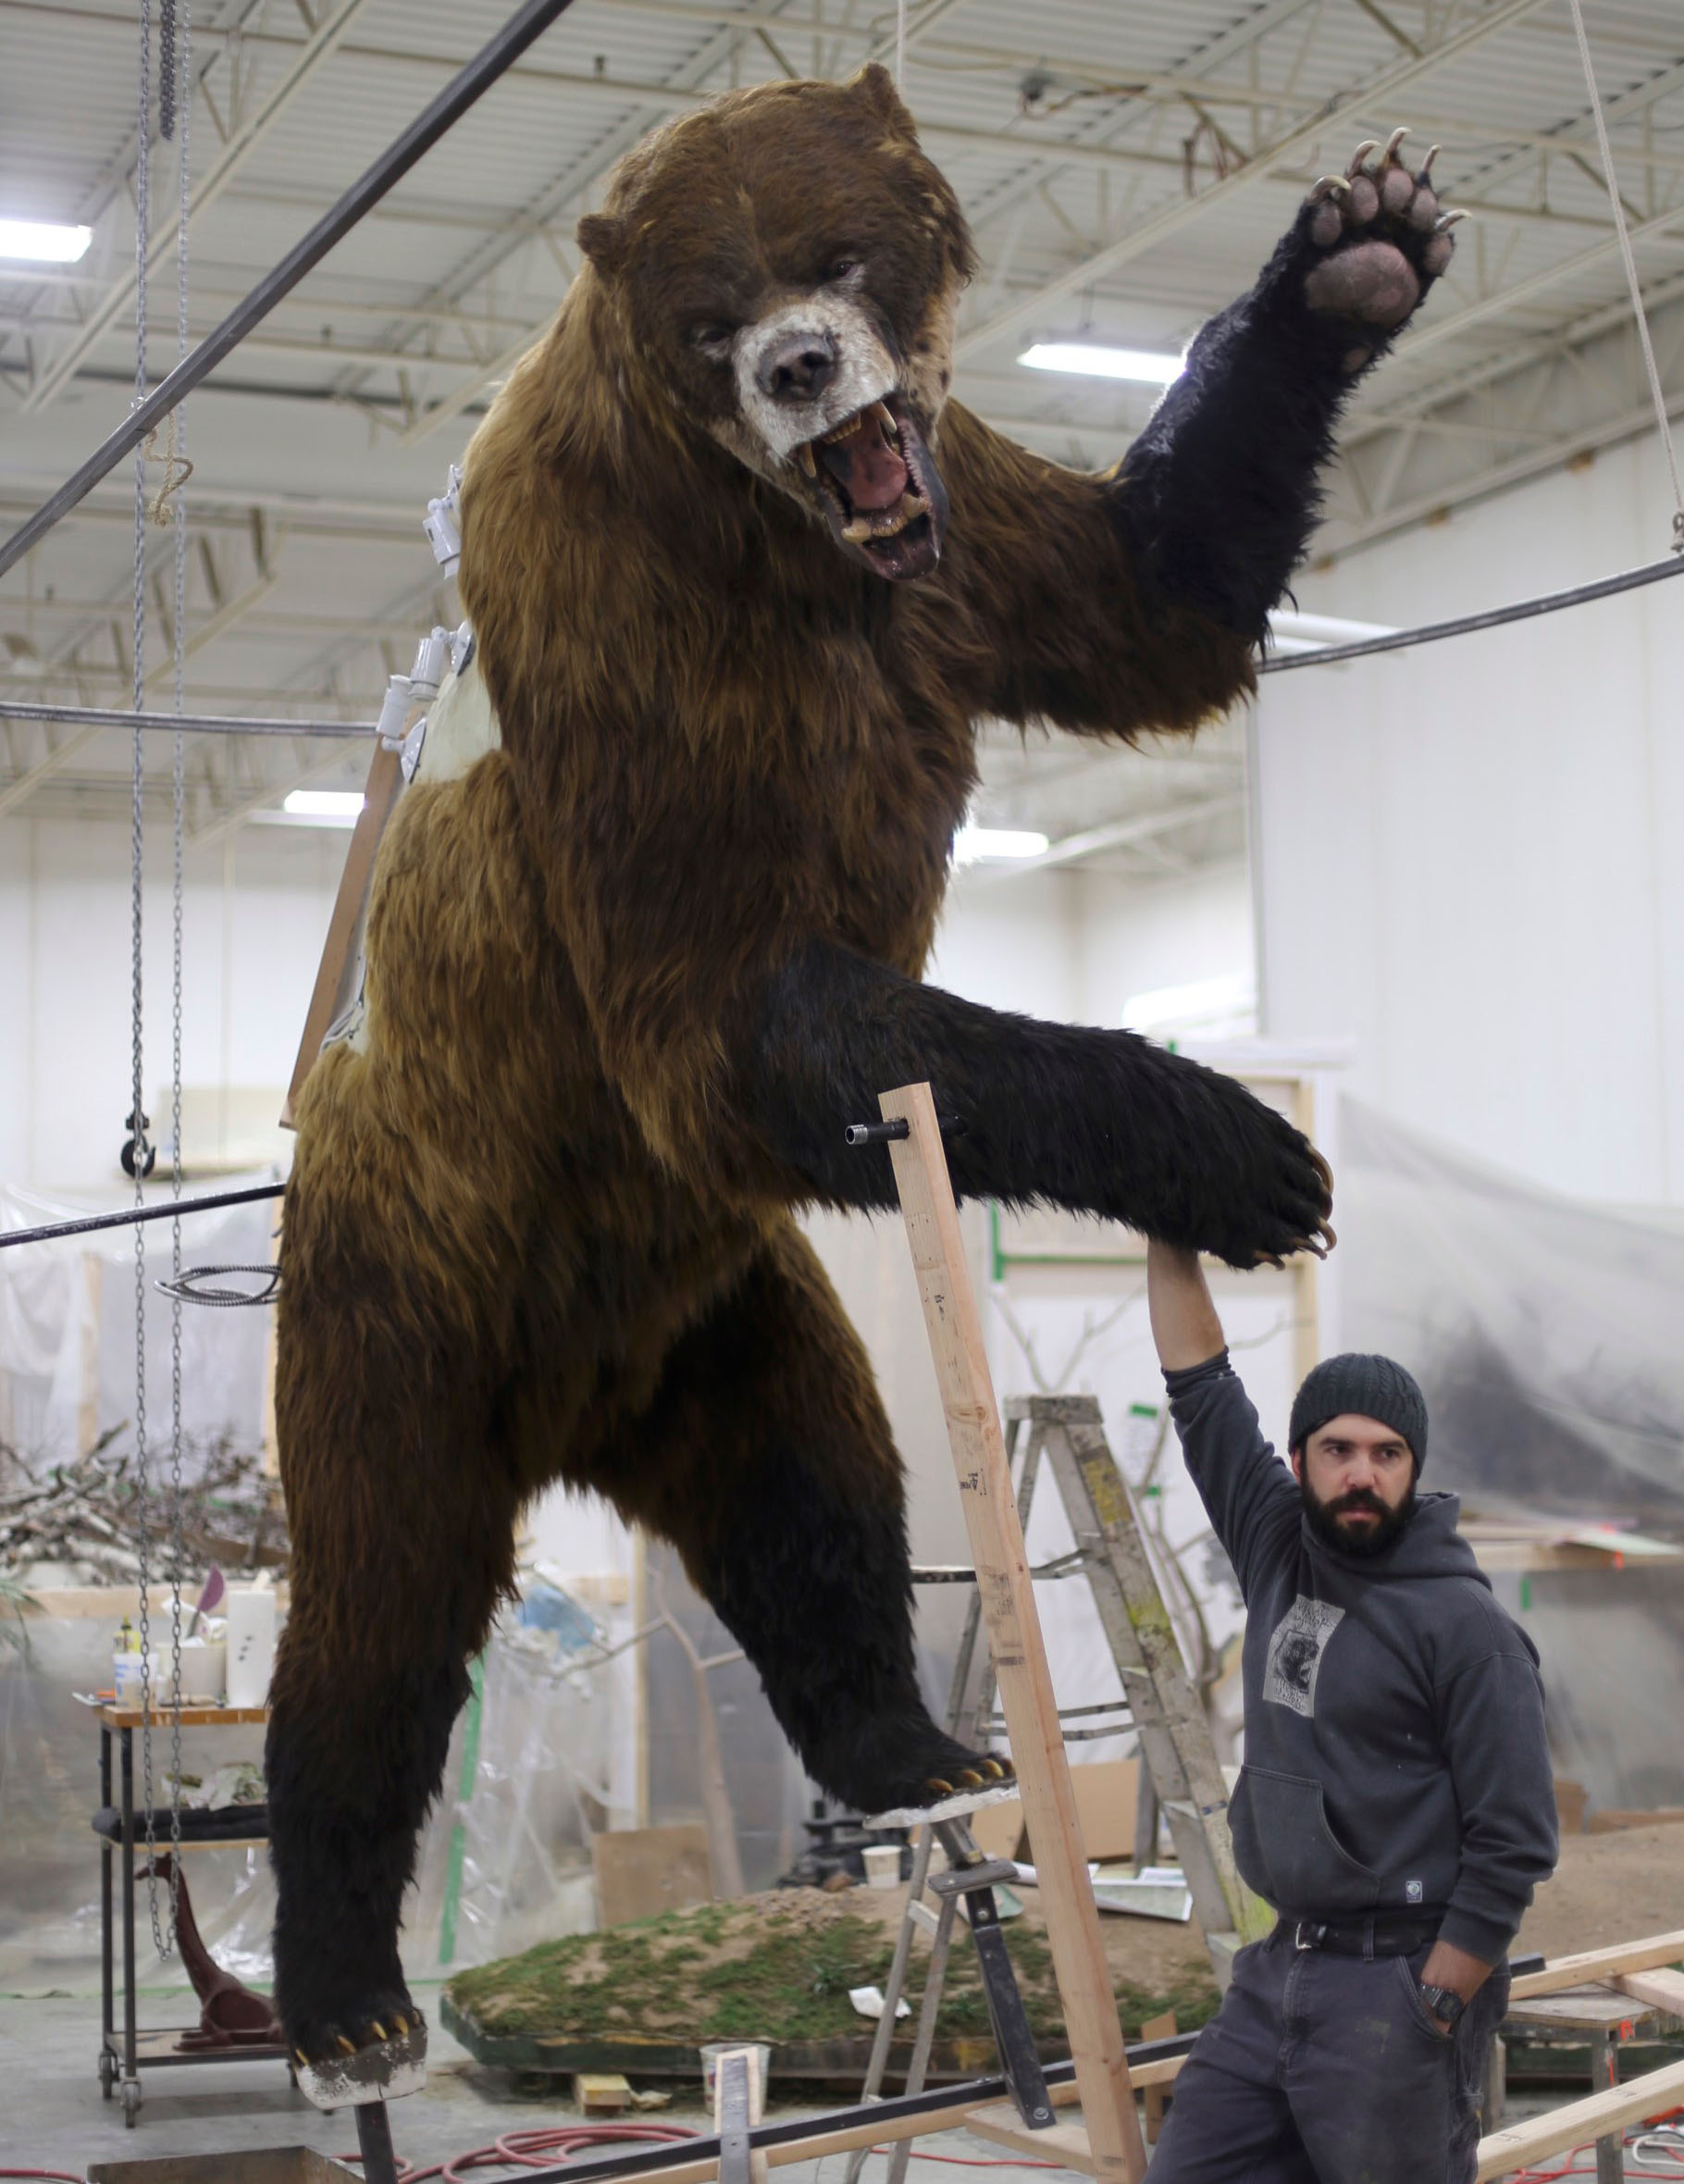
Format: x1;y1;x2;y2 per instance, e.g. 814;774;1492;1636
1;1177;279;1481
1336;1097;1684;1522
1337;1094;1684;1809
0;1559;805;1999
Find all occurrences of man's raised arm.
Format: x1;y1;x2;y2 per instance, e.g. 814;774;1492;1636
1146;1242;1299;1603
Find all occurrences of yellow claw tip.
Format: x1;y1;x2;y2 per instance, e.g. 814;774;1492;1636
337;2035;357;2056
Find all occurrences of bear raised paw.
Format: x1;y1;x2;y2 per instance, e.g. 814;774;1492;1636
268;66;1448;2066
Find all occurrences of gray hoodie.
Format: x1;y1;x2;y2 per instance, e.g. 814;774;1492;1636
1166;1352;1557;1964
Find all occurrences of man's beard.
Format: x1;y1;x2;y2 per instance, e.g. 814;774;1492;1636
1301;1475;1417;1557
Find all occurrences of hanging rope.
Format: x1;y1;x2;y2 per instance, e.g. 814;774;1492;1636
1566;0;1684;554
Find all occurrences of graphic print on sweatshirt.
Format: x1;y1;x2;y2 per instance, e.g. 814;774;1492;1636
1263;1597;1346;1717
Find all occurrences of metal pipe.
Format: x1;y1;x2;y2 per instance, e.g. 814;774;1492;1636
0;699;368;738
1257;549;1684;672
0;1183;285;1252
0;0;581;582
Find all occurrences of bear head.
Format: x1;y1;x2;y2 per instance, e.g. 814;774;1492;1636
575;64;975;583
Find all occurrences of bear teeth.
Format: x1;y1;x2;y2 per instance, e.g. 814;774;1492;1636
841;489;928;545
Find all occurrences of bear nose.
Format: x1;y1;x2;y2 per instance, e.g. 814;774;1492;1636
757;329;837;403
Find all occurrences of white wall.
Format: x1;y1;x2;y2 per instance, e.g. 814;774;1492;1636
1075;860;1254;1030
0;817;342;1194
1257;435;1684;1205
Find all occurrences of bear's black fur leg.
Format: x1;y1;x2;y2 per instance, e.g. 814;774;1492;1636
266;1657;467;2060
743;939;1331;1269
589;1226;1008;1815
1111;131;1459;640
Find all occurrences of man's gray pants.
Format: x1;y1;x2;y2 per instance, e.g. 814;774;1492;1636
1146;1928;1510;2184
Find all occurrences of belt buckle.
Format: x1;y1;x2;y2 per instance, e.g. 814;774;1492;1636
1294;1921;1325;1952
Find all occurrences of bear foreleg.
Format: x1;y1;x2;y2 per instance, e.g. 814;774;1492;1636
740;940;1331;1269
585;1224;1007;1812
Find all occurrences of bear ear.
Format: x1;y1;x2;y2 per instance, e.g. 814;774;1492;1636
576;211;628;279
847;61;917;143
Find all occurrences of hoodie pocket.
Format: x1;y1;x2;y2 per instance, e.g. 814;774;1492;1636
1230;1765;1381;1917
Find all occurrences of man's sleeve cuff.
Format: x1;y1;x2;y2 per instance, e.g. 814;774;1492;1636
1162;1350;1232;1399
1437;1905;1519;1967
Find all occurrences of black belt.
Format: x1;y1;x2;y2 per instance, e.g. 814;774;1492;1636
1281;1914;1443;1957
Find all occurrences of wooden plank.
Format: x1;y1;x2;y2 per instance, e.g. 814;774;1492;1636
280;739;403;1127
576;2073;635;2115
967;2111;1098;2173
1140;2012;1177;2145
591;1823;712;1930
1510;1932;1684;2000
1475;2057;1684;2180
881;1081;1145;2184
94;1704;270;1728
1616;1968;1684;2016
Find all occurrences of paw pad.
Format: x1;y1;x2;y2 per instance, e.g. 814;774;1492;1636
1302;129;1463;353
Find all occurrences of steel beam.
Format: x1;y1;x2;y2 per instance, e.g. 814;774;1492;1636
24;0;383;414
952;0;1556;365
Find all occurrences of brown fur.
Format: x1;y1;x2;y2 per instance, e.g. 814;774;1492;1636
269;67;1327;2058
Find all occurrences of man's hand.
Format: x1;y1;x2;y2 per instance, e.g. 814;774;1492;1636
1145;1240;1229;1371
1419;1939;1493;2031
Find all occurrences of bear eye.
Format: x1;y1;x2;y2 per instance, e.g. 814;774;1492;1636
688;322;735;355
828;257;864;282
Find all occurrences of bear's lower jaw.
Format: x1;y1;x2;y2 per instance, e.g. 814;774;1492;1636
846;511;940;582
799;396;947;581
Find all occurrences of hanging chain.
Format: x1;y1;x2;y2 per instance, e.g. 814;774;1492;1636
1566;0;1684;553
164;0;193;1922
159;0;177;143
128;0;175;1965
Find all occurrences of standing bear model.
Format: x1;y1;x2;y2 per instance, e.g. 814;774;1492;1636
271;66;1457;2073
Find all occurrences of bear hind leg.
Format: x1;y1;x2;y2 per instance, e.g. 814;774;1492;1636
267;1294;521;2063
598;1227;1009;1813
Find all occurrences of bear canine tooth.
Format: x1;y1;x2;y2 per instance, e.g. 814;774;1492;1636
870;399;898;438
795;443;818;478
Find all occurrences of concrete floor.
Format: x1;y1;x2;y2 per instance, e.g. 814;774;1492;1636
0;1985;1655;2181
0;1985;1071;2181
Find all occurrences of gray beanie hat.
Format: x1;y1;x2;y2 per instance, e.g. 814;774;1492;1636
1288;1353;1428;1467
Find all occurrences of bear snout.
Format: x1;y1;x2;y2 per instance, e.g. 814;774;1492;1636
757;329;838;404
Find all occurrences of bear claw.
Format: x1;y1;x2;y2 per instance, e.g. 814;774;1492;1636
926;1776;955;1796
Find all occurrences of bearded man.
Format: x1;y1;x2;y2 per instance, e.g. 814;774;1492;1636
1144;1242;1556;2184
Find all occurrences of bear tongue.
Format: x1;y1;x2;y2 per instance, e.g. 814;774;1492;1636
819;428;910;514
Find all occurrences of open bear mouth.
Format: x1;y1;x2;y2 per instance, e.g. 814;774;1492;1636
792;393;946;581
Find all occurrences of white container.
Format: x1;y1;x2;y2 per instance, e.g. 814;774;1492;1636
226;1587;278;1707
161;1635;227;1705
113;1653;160;1709
862;1844;902;1891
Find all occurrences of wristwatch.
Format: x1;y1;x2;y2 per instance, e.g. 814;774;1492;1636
1419;1984;1467;2030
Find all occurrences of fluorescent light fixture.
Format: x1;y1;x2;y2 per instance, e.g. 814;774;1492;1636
1267;608;1400;656
954;825;1049;866
1122;973;1256;1038
0;217;93;264
1018;341;1183;386
261;788;366;827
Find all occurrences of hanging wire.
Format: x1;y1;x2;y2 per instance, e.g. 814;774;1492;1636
894;0;907;92
1566;0;1684;554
